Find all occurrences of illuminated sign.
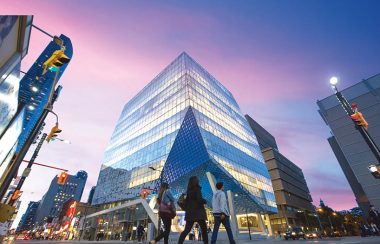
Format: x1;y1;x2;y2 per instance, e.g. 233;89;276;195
66;201;77;219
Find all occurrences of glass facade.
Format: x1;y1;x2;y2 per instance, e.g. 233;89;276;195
17;34;73;152
93;52;277;213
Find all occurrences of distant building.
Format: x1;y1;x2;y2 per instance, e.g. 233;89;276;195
16;201;39;231
317;73;380;215
34;171;87;226
245;115;316;233
87;186;95;205
58;199;99;240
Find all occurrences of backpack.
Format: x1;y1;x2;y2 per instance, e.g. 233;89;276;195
177;193;187;210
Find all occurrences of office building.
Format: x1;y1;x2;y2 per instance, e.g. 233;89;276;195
245;115;316;233
90;52;276;240
0;16;32;188
87;186;95;204
16;201;39;231
317;73;380;214
34;171;87;225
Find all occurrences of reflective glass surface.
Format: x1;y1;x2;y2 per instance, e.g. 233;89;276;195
17;34;73;151
93;53;276;213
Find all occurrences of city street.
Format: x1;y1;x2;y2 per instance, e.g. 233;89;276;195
1;4;380;244
11;236;380;244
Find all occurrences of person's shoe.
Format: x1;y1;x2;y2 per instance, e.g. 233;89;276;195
149;241;156;244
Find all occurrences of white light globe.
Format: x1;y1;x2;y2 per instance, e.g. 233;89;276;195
330;76;338;86
369;165;377;173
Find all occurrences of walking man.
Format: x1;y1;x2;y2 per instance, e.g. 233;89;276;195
211;182;236;244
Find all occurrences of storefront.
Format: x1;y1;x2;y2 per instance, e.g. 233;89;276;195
84;197;272;241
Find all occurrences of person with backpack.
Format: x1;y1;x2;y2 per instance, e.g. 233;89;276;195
149;182;175;244
178;176;209;244
210;182;236;244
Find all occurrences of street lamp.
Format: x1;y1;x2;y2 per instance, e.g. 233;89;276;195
148;166;161;172
148;166;163;183
54;138;71;144
328;76;380;179
148;166;165;233
368;165;380;179
315;208;324;233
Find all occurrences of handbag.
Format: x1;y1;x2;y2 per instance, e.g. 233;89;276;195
158;191;176;219
177;193;187;210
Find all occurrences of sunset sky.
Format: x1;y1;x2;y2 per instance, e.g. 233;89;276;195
3;0;380;225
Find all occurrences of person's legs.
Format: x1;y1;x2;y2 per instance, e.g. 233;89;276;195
178;220;194;244
154;217;172;243
162;218;172;244
211;216;221;244
198;220;209;244
221;217;236;244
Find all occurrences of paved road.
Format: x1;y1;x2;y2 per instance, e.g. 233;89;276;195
11;236;380;244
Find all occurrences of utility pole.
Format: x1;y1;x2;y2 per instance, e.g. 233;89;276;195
333;88;380;163
0;108;50;199
0;84;62;199
8;133;47;205
245;208;251;240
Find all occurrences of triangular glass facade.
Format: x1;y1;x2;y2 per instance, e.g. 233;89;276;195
93;52;277;213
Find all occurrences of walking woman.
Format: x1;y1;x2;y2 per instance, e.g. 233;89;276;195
178;176;209;244
149;183;175;244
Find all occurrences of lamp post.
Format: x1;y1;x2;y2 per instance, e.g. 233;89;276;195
8;133;47;205
329;76;380;178
245;208;252;240
315;208;324;233
327;215;333;231
148;166;163;185
148;166;164;233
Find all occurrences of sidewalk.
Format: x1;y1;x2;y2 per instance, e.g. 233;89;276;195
13;236;380;244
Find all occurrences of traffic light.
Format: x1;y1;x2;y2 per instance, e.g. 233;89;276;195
350;112;368;129
11;189;22;201
57;171;68;185
141;189;148;199
43;49;71;73
46;123;62;142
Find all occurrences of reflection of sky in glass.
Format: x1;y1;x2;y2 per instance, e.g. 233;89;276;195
93;53;276;210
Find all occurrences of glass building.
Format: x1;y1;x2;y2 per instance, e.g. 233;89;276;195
94;52;276;212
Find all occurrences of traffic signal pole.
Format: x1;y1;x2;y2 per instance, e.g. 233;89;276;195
0;108;50;200
0;81;61;200
8;133;47;205
333;88;380;163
